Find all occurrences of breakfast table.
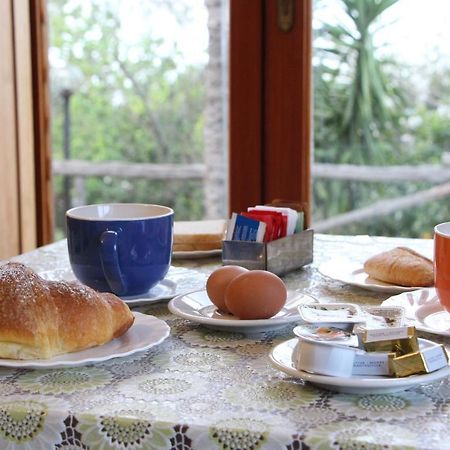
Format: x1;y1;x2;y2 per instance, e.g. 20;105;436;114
1;233;450;450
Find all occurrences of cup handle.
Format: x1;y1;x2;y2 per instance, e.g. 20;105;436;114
100;230;127;295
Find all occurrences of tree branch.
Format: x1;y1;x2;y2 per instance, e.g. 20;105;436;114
115;56;171;159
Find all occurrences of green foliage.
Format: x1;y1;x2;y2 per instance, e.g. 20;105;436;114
315;0;406;164
313;0;450;237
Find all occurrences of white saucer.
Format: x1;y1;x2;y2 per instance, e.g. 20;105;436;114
270;338;450;394
121;278;178;304
318;258;425;294
0;313;170;369
39;266;207;306
168;289;316;333
382;288;450;336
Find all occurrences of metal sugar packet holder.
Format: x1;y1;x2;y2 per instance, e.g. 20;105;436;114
222;228;314;276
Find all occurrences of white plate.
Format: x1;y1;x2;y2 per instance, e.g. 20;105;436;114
172;249;221;259
0;312;170;369
318;258;425;294
382;288;450;336
168;289;316;333
270;338;450;394
39;266;207;306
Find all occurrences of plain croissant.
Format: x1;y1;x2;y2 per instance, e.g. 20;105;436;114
0;262;135;359
363;247;434;287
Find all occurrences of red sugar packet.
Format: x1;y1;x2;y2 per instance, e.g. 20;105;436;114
241;211;286;242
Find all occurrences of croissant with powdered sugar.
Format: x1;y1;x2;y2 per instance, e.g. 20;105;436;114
0;262;134;359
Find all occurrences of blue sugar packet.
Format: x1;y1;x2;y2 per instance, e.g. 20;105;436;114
226;213;266;242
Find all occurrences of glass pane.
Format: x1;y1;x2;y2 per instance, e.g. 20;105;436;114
47;0;229;238
313;0;450;238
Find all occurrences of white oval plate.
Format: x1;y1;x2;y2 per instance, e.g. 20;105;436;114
382;288;450;337
0;313;170;369
168;289;316;333
39;266;207;306
270;338;450;394
318;258;425;294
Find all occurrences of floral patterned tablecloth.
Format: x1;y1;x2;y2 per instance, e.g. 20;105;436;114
1;234;449;450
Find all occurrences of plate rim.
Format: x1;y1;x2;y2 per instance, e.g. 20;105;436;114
0;312;170;369
38;266;206;306
270;337;450;391
318;258;424;294
120;278;178;304
168;288;306;329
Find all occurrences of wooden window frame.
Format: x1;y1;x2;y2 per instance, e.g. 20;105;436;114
0;0;52;258
229;0;312;226
30;0;54;246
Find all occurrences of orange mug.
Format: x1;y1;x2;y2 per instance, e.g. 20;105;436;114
434;222;450;312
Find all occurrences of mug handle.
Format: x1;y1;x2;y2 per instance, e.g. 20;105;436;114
100;230;127;295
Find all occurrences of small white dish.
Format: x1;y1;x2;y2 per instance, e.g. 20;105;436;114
318;258;425;294
270;338;450;394
382;288;450;337
298;302;363;326
0;312;170;369
39;266;207;306
172;249;221;259
293;324;358;345
293;334;361;377
168;289;316;333
363;305;405;328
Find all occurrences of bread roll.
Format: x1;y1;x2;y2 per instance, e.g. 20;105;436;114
173;219;226;251
0;262;134;359
173;242;221;252
363;247;433;287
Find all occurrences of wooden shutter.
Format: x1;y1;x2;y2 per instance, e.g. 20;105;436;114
0;0;53;259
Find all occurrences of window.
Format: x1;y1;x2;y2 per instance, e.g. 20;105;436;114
0;0;312;257
47;0;230;237
47;0;312;238
312;0;450;238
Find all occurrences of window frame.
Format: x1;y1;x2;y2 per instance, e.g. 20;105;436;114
229;0;312;225
30;0;54;246
2;0;312;254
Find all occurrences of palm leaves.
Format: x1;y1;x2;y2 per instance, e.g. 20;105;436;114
315;0;404;164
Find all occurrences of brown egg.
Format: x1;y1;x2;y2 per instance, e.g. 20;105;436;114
224;270;287;319
206;265;249;313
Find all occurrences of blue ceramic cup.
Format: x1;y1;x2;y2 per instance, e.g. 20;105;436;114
66;203;174;297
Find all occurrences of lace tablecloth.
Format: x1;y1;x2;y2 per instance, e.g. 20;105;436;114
1;234;449;450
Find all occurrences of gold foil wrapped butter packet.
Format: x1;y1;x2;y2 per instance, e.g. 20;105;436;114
361;325;416;343
389;344;449;378
360;326;419;356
